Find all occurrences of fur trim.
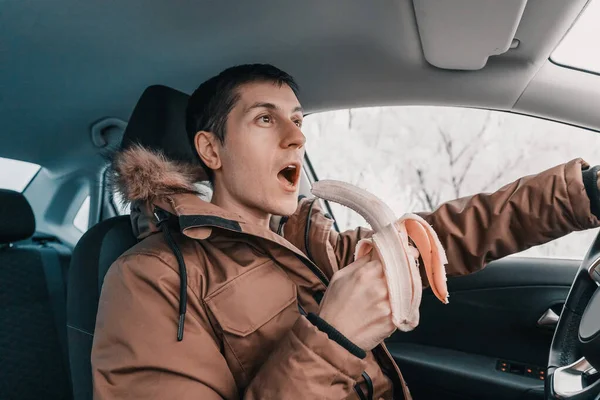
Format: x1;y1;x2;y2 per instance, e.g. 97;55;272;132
109;144;208;203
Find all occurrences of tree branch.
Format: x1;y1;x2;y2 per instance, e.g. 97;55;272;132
454;152;478;197
452;112;491;164
348;109;353;130
480;152;525;192
437;127;455;167
415;168;438;211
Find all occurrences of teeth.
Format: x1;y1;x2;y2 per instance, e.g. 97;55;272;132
311;179;449;332
278;164;297;186
280;165;296;173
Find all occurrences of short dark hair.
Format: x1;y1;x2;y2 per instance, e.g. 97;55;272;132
185;64;300;181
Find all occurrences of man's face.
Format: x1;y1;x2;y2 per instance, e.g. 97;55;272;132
212;81;305;220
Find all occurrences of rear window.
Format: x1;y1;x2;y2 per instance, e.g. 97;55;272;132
0;157;40;192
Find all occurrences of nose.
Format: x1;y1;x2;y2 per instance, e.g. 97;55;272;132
280;120;306;149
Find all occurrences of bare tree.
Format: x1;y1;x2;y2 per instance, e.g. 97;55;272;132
410;111;526;210
437;112;491;198
480;152;525;192
415;168;440;211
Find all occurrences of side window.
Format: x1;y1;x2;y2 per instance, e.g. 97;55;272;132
0;157;40;191
73;196;90;232
303;107;600;259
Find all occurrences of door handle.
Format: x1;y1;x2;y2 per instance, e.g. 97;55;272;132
537;308;560;328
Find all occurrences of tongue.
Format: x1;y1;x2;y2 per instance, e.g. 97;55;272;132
278;171;293;185
278;164;300;187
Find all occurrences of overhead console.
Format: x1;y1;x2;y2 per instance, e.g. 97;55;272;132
412;0;527;70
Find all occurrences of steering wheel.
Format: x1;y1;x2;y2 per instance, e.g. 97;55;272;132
546;233;600;399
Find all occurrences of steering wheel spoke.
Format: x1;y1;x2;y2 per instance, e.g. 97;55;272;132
551;357;600;399
588;258;600;285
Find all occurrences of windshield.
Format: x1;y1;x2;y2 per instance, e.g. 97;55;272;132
0;157;41;192
551;0;600;75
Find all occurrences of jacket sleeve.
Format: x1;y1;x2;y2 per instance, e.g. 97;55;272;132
299;158;600;280
418;158;600;276
92;253;366;400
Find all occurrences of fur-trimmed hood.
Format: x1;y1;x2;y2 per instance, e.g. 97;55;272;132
109;144;215;238
110;144;209;206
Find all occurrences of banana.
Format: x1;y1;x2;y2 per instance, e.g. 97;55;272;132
311;179;448;332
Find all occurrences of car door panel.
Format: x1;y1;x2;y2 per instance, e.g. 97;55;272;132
389;343;545;400
386;257;579;400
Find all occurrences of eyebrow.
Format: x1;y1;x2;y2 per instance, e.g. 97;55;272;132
245;102;304;115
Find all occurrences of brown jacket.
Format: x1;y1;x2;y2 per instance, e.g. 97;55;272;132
92;146;600;399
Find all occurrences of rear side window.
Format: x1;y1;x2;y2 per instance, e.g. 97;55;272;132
0;157;40;192
73;196;90;232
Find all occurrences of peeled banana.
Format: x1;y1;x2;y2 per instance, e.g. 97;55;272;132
311;179;449;332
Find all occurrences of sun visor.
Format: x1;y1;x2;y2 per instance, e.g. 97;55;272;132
413;0;528;70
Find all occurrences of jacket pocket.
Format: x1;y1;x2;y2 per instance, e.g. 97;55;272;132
205;260;299;385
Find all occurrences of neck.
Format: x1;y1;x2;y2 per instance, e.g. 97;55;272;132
210;183;272;229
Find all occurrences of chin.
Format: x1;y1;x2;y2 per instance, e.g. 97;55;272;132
268;196;299;217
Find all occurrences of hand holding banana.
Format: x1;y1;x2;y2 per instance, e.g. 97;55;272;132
312;180;449;332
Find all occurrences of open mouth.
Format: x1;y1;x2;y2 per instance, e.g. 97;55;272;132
277;164;300;188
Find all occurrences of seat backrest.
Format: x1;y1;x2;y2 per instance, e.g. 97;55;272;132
66;84;193;399
0;189;72;400
66;216;137;400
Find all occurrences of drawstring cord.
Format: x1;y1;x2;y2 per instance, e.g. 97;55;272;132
354;371;374;400
362;371;374;400
154;207;187;341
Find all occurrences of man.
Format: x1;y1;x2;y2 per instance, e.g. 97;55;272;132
92;64;600;399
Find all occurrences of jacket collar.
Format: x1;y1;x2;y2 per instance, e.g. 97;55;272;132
152;193;311;263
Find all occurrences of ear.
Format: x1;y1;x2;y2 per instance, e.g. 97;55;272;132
194;131;222;171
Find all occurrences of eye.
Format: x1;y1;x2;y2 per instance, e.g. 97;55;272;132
294;119;303;128
257;115;273;125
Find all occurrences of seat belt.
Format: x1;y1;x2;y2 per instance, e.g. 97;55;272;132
39;244;71;388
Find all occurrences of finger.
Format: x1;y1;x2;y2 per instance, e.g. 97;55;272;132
355;238;374;260
341;255;370;276
361;261;386;281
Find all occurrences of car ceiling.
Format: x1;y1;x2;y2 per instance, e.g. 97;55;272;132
1;0;598;176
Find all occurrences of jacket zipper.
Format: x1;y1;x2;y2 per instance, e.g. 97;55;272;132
304;198;319;262
380;343;409;400
295;254;329;286
300;198;330;286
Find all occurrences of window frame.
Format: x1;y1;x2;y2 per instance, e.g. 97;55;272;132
303;153;340;233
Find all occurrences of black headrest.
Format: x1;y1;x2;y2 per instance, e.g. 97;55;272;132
0;189;35;243
121;85;195;164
